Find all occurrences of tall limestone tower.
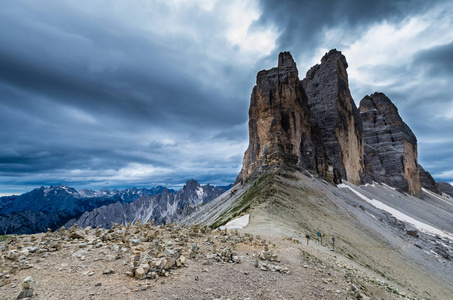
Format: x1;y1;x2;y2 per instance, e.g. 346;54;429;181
236;52;315;183
237;50;365;185
360;92;422;196
302;49;365;185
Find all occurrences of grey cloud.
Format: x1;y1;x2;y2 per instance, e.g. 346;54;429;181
418;139;453;180
0;1;255;193
256;0;430;56
415;41;453;76
212;124;248;142
0;1;249;129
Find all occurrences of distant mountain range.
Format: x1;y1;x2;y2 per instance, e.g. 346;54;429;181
65;179;229;229
0;180;229;234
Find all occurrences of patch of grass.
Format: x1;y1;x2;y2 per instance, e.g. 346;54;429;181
211;215;235;229
0;235;9;242
300;249;324;264
300;249;311;261
210;173;272;229
347;253;358;260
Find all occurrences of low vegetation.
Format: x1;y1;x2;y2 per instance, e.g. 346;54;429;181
210;173;272;228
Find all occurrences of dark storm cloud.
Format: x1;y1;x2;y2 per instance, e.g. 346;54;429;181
415;41;453;76
0;26;243;128
0;0;251;123
0;1;254;193
256;0;429;54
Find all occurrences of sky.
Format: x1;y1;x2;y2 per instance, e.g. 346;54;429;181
1;0;453;195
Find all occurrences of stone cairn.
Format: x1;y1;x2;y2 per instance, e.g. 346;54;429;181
253;243;289;274
16;276;37;299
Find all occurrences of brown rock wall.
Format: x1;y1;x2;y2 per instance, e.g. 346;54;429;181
237;52;314;183
403;140;421;196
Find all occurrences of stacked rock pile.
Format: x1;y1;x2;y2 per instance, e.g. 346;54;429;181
0;220;290;293
122;222;286;280
253;243;289;273
16;276;36;299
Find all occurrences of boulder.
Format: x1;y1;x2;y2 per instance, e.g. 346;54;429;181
17;276;37;299
135;266;146;279
68;230;86;240
22;276;37;290
16;289;33;299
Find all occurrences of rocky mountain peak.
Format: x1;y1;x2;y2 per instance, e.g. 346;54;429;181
360;92;421;196
360;92;416;144
278;51;296;69
256;51;299;85
237;49;439;196
320;48;347;66
302;49;364;184
64;181;226;229
238;49;367;185
236;51;314;183
183;179;201;191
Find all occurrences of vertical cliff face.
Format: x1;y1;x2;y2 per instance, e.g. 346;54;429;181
302;49;365;185
237;52;314;183
359;92;421;196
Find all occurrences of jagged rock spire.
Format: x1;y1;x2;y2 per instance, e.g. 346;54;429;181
359;92;421;196
302;49;365;185
236;51;314;183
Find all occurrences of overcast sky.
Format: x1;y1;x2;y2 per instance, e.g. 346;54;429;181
1;0;453;195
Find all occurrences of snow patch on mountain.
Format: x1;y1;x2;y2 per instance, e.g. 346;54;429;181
219;214;249;230
422;187;453;207
196;186;204;204
338;183;453;240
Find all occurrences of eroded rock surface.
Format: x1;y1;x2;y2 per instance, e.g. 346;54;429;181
237;49;441;197
302;49;365;184
237;52;314;183
360;92;421;196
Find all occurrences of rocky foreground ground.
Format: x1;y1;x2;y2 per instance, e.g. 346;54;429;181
0;221;417;299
